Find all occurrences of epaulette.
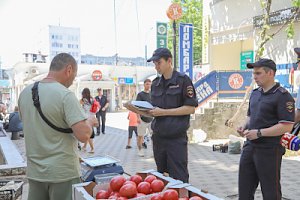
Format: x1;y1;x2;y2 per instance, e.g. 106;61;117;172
277;86;287;93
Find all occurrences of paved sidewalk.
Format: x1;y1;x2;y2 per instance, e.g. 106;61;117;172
14;112;300;199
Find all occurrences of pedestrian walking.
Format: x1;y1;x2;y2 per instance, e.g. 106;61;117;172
126;111;139;152
80;88;98;153
18;53;96;200
95;88;109;135
237;58;295;199
147;48;198;183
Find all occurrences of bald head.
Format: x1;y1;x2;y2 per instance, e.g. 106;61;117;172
50;53;77;71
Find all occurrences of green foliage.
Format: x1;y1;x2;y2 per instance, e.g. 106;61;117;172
167;0;203;66
292;0;300;7
286;22;295;39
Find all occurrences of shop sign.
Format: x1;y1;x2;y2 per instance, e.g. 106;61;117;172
253;7;300;28
240;51;254;70
179;23;193;79
118;77;134;85
166;3;182;20
194;71;217;106
156;22;168;48
92;70;102;81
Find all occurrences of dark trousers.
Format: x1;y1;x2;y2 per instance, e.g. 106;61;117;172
239;143;285;200
96;111;106;133
152;134;189;183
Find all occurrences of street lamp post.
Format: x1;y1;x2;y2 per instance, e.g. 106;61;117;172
145;27;153;66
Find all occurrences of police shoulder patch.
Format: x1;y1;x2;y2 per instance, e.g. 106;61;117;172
286;102;294;113
187;85;194;97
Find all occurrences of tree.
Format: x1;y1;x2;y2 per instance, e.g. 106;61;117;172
226;0;300;129
167;0;203;66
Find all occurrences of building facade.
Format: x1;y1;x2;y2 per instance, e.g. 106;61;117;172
203;0;300;71
49;25;81;63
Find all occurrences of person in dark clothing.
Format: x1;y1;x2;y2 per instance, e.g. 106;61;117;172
147;48;198;183
136;79;153;156
237;58;295;200
95;88;109;135
7;106;23;139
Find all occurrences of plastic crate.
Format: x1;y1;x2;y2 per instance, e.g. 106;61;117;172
0;180;24;200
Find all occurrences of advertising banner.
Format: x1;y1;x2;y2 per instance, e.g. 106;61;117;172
179;23;193;79
194;71;217;106
218;71;252;98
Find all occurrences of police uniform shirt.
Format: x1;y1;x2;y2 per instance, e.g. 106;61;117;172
151;71;198;138
247;83;295;145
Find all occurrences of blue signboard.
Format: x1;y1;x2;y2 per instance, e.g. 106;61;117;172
179;23;193;79
118;77;134;85
194;71;217;106
218;71;252;98
275;63;293;92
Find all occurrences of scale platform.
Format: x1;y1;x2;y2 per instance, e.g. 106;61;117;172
80;155;124;182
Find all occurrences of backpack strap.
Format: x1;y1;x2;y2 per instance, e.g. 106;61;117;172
32;81;72;133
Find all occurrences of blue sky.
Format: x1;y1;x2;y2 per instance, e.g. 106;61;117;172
0;0;171;66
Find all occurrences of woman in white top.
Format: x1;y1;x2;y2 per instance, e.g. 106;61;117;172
80;88;96;153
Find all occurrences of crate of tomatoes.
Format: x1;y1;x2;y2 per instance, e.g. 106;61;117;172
72;170;221;200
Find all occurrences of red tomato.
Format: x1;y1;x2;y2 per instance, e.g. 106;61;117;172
162;189;179;200
136;193;146;197
110;192;120;197
151;193;163;200
189;196;203;200
107;186;113;195
117;197;128;200
144;175;157;183
137;181;151;194
151;179;165;193
123;180;137;187
119;184;137;198
96;190;110;199
129;175;143;185
110;176;126;191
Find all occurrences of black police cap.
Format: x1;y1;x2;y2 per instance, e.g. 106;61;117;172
147;48;172;62
294;48;300;64
247;58;276;71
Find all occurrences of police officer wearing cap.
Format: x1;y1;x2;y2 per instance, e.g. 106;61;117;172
237;58;295;199
147;48;198;183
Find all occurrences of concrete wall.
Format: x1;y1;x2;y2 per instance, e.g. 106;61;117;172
190;102;248;139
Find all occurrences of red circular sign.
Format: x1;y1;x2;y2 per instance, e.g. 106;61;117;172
166;3;182;20
228;73;244;89
92;70;102;81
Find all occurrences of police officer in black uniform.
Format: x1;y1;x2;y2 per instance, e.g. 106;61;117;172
146;48;198;183
237;58;295;200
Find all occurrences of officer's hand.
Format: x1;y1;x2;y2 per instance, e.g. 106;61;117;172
244;129;258;140
237;126;245;137
137;118;141;124
102;107;106;111
148;107;165;117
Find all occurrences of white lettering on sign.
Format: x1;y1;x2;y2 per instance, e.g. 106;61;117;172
195;81;214;102
182;25;191;74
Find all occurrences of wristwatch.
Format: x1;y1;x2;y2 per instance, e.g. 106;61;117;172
257;129;262;138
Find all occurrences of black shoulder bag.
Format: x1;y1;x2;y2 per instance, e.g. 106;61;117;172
32;81;72;133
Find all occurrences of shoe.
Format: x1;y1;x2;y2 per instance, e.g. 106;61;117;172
102;132;105;134
138;149;144;157
88;150;94;154
96;132;100;136
82;147;87;152
126;145;132;149
142;142;147;149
